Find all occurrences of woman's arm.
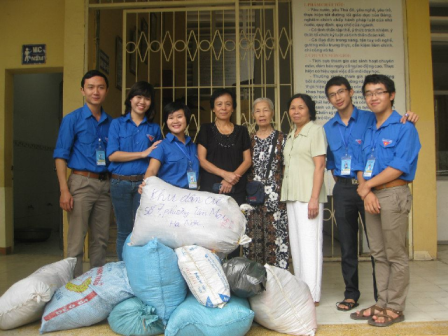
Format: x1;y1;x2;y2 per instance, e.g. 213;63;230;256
220;149;252;193
138;158;162;194
109;140;162;162
308;155;326;219
234;149;252;177
197;144;241;185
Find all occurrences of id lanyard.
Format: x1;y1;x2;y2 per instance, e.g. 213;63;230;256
95;123;106;166
338;121;353;176
175;142;197;189
363;128;381;178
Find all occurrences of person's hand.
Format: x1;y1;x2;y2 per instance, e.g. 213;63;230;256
138;180;146;194
357;182;371;200
141;140;162;158
400;111;419;124
220;180;233;194
308;197;319;219
60;190;74;212
364;192;381;214
222;171;240;185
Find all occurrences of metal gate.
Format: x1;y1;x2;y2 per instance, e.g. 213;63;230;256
119;1;294;137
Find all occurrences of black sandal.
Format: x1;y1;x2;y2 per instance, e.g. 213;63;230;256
336;300;359;311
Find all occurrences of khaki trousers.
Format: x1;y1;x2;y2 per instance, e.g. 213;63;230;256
67;173;111;277
365;185;412;312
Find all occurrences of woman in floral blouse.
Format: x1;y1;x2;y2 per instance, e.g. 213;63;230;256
243;97;289;269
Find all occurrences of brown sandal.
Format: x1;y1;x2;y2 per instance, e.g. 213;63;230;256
368;308;405;327
350;305;383;320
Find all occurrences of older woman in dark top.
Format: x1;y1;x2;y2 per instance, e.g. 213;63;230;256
197;89;252;206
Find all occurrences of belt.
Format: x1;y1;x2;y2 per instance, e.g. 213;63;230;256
337;177;358;185
374;179;409;190
72;170;109;181
111;174;144;182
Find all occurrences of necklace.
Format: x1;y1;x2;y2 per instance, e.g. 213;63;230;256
215;121;234;135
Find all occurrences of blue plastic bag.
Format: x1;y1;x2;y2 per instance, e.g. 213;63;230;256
123;236;187;325
108;297;164;336
40;262;133;333
165;293;254;336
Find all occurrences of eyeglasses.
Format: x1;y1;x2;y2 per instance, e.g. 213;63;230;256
364;90;389;99
328;88;348;100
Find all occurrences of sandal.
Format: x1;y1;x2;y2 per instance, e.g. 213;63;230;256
350;305;383;320
336;300;359;311
368;308;405;327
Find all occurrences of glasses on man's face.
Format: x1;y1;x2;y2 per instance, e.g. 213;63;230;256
364;90;389;99
328;88;348;100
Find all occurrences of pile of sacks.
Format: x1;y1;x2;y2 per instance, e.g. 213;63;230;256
0;177;317;336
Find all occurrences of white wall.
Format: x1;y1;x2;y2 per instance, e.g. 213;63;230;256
13;73;62;231
437;178;448;243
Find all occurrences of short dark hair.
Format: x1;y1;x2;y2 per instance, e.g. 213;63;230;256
210;88;237;110
162;101;191;125
81;70;109;88
124;81;156;122
287;93;317;121
325;76;352;97
362;74;396;106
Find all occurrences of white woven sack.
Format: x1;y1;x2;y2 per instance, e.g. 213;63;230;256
175;246;230;308
131;177;251;254
0;257;76;330
249;264;317;336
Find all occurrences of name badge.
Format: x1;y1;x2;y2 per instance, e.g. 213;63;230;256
363;154;375;178
187;171;197;190
341;154;351;176
96;149;106;166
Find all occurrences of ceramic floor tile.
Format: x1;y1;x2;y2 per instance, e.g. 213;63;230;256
404;311;434;322
414;303;447;312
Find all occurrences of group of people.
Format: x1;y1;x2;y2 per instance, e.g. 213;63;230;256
54;70;420;329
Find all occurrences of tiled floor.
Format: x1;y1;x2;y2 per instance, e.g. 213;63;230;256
317;244;448;324
1;233;448;327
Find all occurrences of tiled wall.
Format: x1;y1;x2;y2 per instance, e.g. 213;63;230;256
13;73;63;231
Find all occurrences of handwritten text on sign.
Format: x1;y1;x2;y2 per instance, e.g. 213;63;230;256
142;187;235;230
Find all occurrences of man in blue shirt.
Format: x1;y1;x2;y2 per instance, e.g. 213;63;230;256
54;70;113;277
323;76;417;312
351;74;420;327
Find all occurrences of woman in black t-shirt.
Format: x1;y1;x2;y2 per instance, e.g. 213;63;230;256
197;89;252;205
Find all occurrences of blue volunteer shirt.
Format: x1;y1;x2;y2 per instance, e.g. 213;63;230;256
53;104;112;173
107;113;162;176
324;106;375;178
354;110;421;181
149;133;200;189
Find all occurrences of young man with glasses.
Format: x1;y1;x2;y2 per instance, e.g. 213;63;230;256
350;74;420;327
323;76;417;312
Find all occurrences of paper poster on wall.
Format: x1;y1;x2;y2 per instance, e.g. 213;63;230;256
293;0;406;124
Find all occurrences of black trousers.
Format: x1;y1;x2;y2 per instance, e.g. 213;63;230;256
333;179;378;302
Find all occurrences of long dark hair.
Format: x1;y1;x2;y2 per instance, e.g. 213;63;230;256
124;81;156;122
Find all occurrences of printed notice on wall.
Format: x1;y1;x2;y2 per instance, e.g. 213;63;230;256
293;0;406;124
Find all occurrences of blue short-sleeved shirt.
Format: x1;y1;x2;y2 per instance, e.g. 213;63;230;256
324;106;375;178
354;110;421;181
149;133;200;189
107;114;162;175
53;104;112;173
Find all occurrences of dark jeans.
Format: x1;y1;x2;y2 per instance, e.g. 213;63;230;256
110;178;142;261
333;179;378;302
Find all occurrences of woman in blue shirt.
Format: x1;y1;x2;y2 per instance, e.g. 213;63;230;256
142;101;199;189
107;81;162;260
